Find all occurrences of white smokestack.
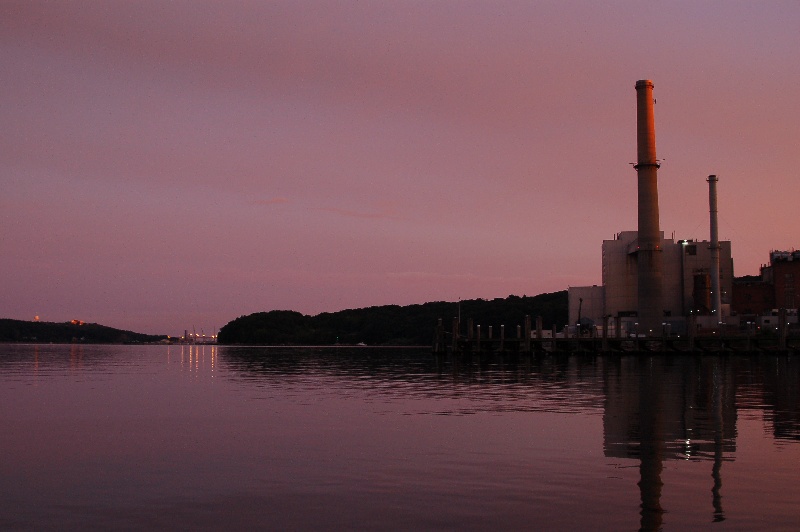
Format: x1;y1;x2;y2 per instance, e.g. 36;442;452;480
707;175;721;321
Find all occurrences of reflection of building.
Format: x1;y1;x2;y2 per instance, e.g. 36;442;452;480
604;356;736;458
769;358;800;441
740;356;800;441
603;356;736;528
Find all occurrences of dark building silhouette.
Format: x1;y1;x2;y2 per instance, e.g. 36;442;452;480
732;250;800;317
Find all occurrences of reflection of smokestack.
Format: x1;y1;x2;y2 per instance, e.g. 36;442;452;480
638;356;665;530
708;175;722;321
635;80;663;334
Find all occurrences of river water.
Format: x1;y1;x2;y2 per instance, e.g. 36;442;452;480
1;344;799;531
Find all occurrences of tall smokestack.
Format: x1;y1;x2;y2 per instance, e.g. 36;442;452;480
708;175;722;321
634;80;663;334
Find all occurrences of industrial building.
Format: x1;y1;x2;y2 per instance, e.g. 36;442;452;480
570;232;734;335
568;80;733;336
732;250;800;328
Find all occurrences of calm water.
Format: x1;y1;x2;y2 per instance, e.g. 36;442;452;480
1;344;799;531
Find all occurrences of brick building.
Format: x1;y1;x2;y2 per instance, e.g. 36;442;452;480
732;250;800;316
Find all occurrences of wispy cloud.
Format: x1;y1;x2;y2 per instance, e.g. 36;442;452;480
251;197;289;206
386;271;532;285
318;206;400;220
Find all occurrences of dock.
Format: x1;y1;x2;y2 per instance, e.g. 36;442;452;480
432;316;800;355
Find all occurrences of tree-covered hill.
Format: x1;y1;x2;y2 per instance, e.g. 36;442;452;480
218;291;567;346
0;319;167;344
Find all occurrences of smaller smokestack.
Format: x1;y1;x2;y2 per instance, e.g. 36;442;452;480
707;175;722;321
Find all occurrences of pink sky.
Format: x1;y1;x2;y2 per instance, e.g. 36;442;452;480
2;1;799;335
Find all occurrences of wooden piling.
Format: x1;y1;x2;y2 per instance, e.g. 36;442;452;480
452;317;459;352
779;308;788;350
536;316;543;343
747;322;752;351
524;315;531;353
434;318;444;353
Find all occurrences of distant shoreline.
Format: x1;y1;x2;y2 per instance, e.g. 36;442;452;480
0;318;167;344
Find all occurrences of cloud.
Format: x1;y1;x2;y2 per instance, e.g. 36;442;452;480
317;206;400;220
386;271;533;285
251;197;289;206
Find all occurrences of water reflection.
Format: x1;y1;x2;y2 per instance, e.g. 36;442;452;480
0;343;139;376
602;356;736;529
731;356;800;441
220;347;608;415
2;345;798;529
172;344;218;374
220;348;799;530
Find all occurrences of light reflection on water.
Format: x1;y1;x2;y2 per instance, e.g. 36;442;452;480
1;344;799;530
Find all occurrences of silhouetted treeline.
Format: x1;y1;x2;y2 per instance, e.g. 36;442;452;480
218;291;567;345
0;319;166;344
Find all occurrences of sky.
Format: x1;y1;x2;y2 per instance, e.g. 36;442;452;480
2;1;799;335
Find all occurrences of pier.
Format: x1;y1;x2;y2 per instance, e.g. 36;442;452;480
433;316;800;355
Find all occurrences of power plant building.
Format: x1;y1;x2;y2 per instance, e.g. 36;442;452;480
568;80;734;335
570;233;734;334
